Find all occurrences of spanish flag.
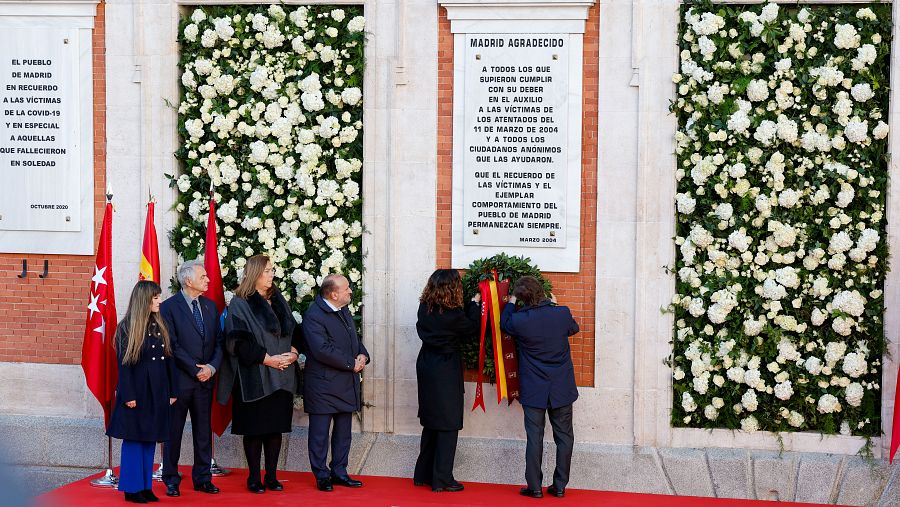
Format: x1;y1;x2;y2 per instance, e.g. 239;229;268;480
139;200;160;283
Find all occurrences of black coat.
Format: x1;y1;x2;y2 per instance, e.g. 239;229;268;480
500;300;579;409
415;301;480;430
160;294;223;393
107;319;176;442
301;296;369;414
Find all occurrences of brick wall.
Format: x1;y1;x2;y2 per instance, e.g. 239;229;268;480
436;5;599;386
0;1;106;365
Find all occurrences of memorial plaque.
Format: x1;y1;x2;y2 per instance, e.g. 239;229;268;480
0;28;80;232
462;34;569;248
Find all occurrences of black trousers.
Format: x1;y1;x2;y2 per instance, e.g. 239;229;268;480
162;384;213;487
308;412;352;480
413;428;459;488
523;404;574;491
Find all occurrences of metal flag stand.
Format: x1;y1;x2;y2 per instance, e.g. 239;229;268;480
90;437;119;488
210;437;230;476
152;443;164;481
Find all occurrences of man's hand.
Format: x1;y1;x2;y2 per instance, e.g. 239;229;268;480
169;398;177;405
196;364;213;382
550;293;558;304
353;354;367;373
125;400;137;408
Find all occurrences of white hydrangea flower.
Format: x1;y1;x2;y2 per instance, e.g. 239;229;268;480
740;415;759;433
741;390;758;411
681;392;697;413
851;83;874;102
817;394;841;414
845;117;870;143
747;79;769;102
841;352;867;378
184;23;199;42
774;381;793;401
832;290;866;317
845;382;864;407
852;44;877;71
347;16;366;33
834;23;861;49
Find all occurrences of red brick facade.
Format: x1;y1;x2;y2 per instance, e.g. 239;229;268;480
437;5;599;386
0;1;106;364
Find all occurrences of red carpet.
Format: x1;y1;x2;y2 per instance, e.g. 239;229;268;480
38;467;835;507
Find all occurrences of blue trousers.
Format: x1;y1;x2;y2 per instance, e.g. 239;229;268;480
119;440;156;493
308;412;352;480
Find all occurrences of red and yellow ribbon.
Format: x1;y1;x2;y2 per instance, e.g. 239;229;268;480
472;271;520;411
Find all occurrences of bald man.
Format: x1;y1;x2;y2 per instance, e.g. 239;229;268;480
301;274;370;492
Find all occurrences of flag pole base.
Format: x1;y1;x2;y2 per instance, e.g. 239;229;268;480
210;458;230;477
152;462;164;482
90;469;118;488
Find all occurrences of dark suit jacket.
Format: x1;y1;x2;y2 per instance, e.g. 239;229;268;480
160;294;224;393
301;296;369;414
500;300;579;409
107;319;176;442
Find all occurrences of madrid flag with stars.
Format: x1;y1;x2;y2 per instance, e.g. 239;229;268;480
81;201;118;428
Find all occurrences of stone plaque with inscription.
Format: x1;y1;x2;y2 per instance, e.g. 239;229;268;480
463;34;568;248
0;28;80;232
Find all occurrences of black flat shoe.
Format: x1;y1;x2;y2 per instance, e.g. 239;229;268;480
140;489;159;502
520;487;543;498
330;475;363;488
433;483;464;492
264;478;283;491
246;481;266;494
194;482;220;494
316;478;333;492
124;492;148;504
164;484;179;497
547;485;565;497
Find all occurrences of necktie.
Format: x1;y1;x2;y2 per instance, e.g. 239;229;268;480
192;300;206;336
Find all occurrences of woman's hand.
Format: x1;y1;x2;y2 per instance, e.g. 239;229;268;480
264;353;295;370
125;400;137;408
169;398;177;405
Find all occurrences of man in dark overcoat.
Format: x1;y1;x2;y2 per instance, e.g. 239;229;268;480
302;273;370;492
500;276;579;499
160;259;224;496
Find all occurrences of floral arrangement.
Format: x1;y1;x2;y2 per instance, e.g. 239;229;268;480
670;1;890;436
171;4;366;317
461;253;552;378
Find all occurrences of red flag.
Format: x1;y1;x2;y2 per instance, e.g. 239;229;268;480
891;364;900;462
139;201;160;283
203;197;231;435
81;201;118;428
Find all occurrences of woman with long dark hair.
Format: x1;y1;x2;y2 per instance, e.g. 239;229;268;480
412;269;480;492
107;281;176;504
217;255;303;493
